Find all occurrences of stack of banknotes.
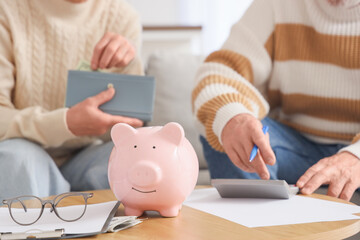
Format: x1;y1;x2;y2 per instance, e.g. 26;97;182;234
107;216;143;233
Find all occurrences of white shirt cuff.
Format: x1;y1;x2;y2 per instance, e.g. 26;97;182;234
338;140;360;160
212;102;253;145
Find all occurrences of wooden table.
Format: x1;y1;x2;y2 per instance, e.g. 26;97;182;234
67;188;360;240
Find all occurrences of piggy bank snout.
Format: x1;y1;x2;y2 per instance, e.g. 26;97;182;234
128;161;162;187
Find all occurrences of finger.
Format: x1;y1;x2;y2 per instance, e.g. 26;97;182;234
301;170;330;195
108;47;128;68
121;50;135;67
238;144;256;172
297;162;326;188
107;114;143;128
239;139;257;171
99;37;123;69
340;181;358;201
227;147;253;172
263;133;276;165
91;33;113;70
252;129;275;165
327;176;348;198
90;87;115;106
251;153;270;180
114;47;135;68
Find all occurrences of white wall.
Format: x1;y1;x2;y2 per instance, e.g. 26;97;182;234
200;0;253;53
126;0;253;54
126;0;183;25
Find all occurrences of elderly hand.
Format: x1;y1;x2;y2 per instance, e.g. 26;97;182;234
297;152;360;201
91;32;136;70
221;114;276;180
66;87;143;136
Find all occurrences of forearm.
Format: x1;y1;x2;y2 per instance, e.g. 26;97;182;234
0;106;75;147
192;62;269;152
192;0;274;151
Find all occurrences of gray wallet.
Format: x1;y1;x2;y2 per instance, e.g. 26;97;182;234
65;70;156;121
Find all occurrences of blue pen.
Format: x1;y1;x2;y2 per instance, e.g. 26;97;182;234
249;125;269;162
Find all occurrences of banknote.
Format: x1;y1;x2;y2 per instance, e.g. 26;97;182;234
76;60;92;71
107;216;143;232
76;59;104;72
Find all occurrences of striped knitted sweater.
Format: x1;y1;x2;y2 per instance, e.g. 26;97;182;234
192;0;360;159
0;0;143;163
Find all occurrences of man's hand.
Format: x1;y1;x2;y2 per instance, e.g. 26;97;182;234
66;87;143;136
297;152;360;201
221;114;276;179
91;32;136;70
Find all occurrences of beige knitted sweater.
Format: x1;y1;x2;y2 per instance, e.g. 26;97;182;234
0;0;143;162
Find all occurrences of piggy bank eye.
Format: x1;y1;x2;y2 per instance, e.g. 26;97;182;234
152;146;156;149
134;145;137;148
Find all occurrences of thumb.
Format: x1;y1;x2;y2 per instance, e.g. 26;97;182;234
91;87;115;106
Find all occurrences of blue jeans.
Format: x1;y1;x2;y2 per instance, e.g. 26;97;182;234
0;138;113;202
201;117;346;184
60;141;113;191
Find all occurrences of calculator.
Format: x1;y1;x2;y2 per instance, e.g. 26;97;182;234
212;179;299;199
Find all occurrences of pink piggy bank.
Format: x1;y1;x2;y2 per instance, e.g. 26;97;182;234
108;122;199;217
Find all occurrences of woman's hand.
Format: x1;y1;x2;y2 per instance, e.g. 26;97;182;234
91;32;136;70
66;87;143;136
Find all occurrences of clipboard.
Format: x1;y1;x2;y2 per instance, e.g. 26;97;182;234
65;71;156;122
0;229;65;240
0;201;120;240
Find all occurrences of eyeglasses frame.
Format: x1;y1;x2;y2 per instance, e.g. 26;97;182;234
2;192;93;226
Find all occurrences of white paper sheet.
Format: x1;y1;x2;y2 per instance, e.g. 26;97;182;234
0;201;118;234
184;188;360;227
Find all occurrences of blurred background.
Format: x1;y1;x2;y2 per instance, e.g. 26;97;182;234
126;0;253;61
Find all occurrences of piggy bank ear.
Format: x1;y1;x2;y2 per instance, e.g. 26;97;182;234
111;123;137;147
158;122;184;146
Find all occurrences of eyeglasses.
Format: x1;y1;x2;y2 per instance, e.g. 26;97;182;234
2;192;93;226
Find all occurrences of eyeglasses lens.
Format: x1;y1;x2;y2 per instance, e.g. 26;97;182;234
10;196;42;225
55;194;87;221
